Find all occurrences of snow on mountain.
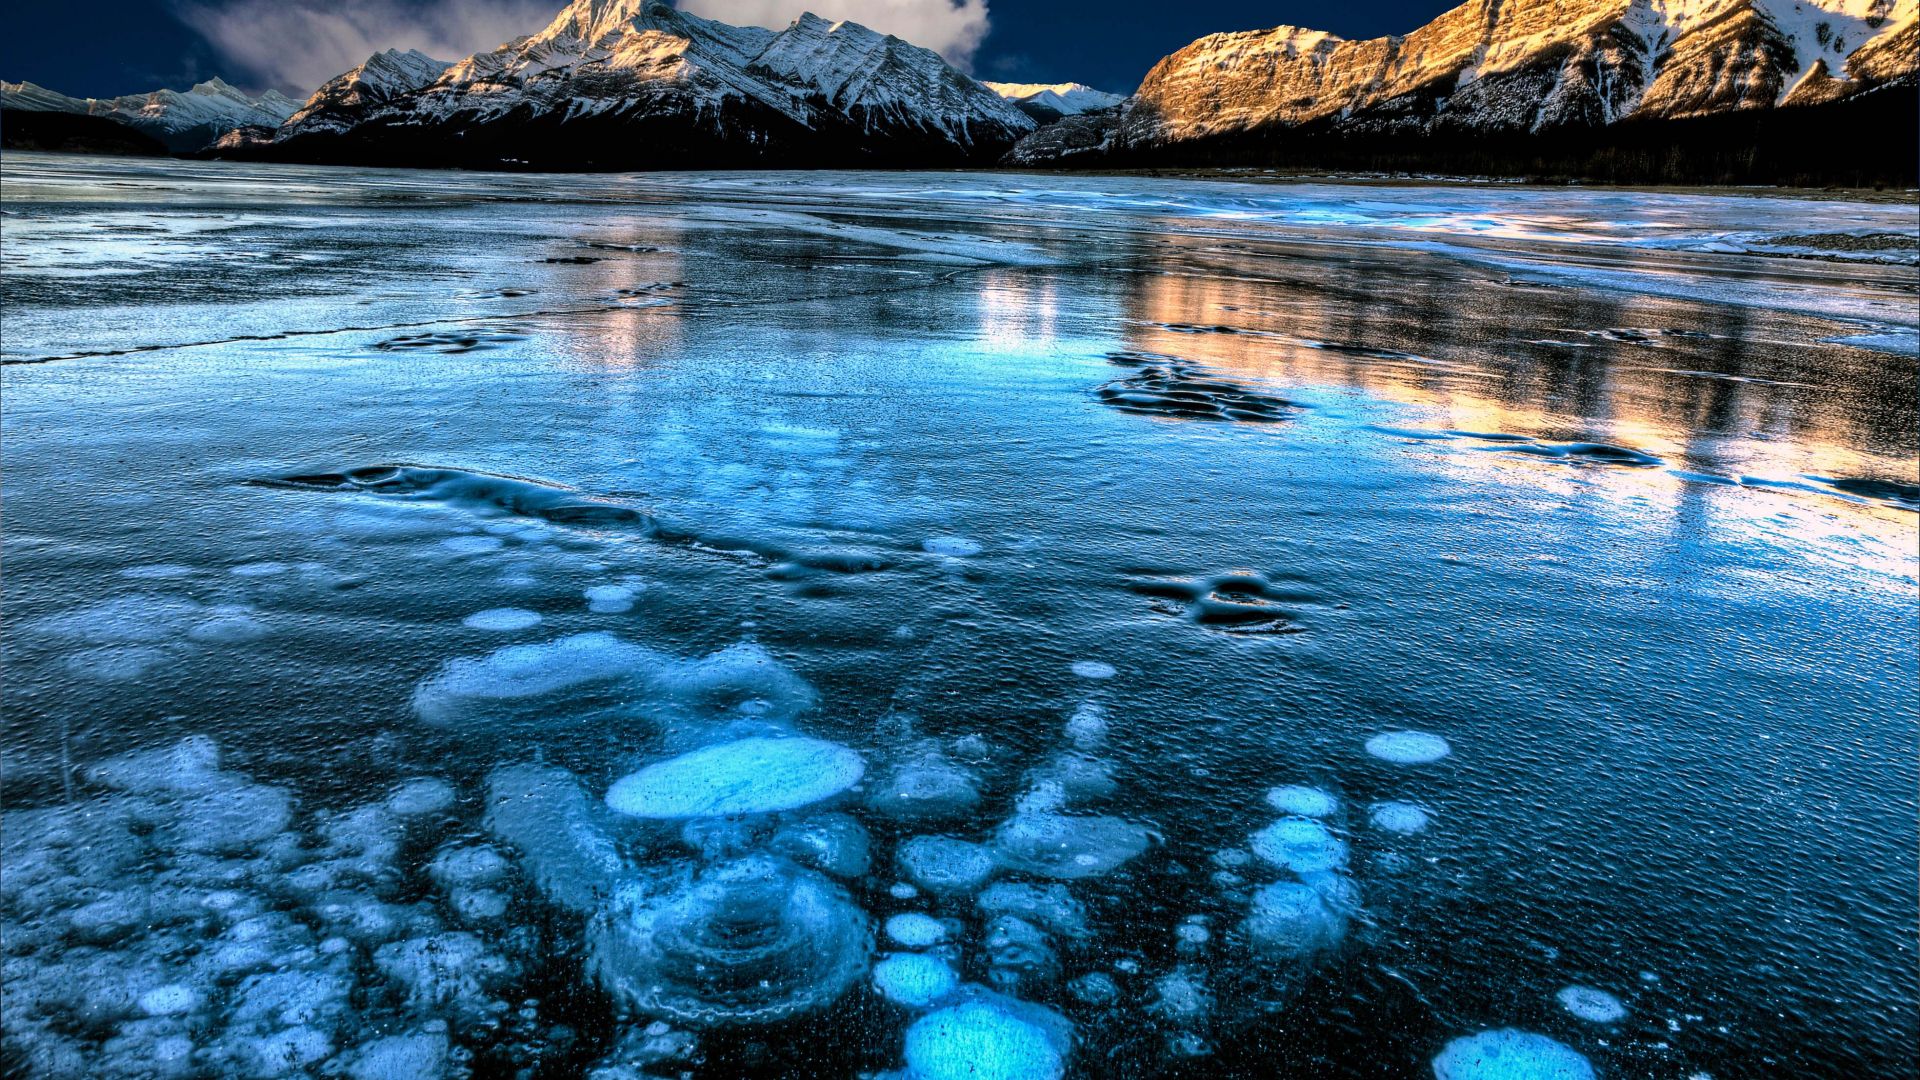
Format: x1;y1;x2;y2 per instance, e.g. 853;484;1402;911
983;81;1126;116
2;77;299;150
280;49;453;139
265;0;1034;167
1008;0;1918;162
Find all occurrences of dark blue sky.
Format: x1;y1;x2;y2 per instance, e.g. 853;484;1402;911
2;1;1455;99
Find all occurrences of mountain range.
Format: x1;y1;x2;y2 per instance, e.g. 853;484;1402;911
1005;0;1918;182
256;0;1035;168
3;0;1914;181
0;77;299;151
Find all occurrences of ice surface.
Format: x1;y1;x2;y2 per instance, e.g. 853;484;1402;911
1556;985;1627;1024
923;536;983;557
587;855;871;1025
606;736;865;819
1365;731;1453;764
1431;1030;1596;1080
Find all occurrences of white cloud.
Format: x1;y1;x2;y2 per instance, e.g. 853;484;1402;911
676;0;992;70
175;0;557;94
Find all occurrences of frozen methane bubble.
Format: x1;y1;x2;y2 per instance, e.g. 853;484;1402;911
886;913;950;948
606;737;865;819
1431;1030;1596;1080
585;584;639;614
1370;801;1432;835
374;932;511;1011
898;836;997;894
1365;730;1452;764
1266;785;1339;817
1069;660;1116;680
991;814;1151;880
1556;985;1627;1024
387;778;456;817
771;813;872;878
346;1031;450;1080
874;952;961;1008
486;764;627;915
977;883;1089;938
923;537;983;557
137;984;201;1017
903;994;1072;1080
176;785;294;853
868;757;983;821
412;632;663;726
85;735;229;794
588;855;871;1025
1244;881;1347;957
462;607;542;631
1250;817;1348;873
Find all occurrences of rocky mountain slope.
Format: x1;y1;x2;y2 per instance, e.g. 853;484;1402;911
260;0;1035;168
1007;0;1919;181
0;78;298;151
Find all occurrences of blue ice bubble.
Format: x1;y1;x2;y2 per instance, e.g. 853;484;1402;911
923;537;984;557
1431;1030;1596;1080
485;764;627;915
899;835;997;894
991;813;1151;880
1555;985;1627;1024
1243;880;1346;957
463;607;543;631
904;1000;1066;1080
412;632;663;726
606;736;866;819
1370;801;1432;835
771;813;871;879
1070;660;1117;680
1249;817;1349;873
1266;784;1339;817
886;913;950;948
588;855;871;1025
1365;730;1452;764
441;534;506;555
976;883;1089;938
874;952;961;1008
869;757;983;822
584;584;638;614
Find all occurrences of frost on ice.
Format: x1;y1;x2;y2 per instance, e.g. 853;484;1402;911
605;736;866;819
1431;1029;1596;1080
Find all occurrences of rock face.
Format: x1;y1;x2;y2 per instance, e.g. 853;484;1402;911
0;77;299;150
262;0;1035;169
1007;0;1919;178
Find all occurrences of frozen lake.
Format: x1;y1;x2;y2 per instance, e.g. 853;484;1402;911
2;154;1915;1079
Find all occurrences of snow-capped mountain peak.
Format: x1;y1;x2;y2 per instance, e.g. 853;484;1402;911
982;81;1126;115
258;0;1036;168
